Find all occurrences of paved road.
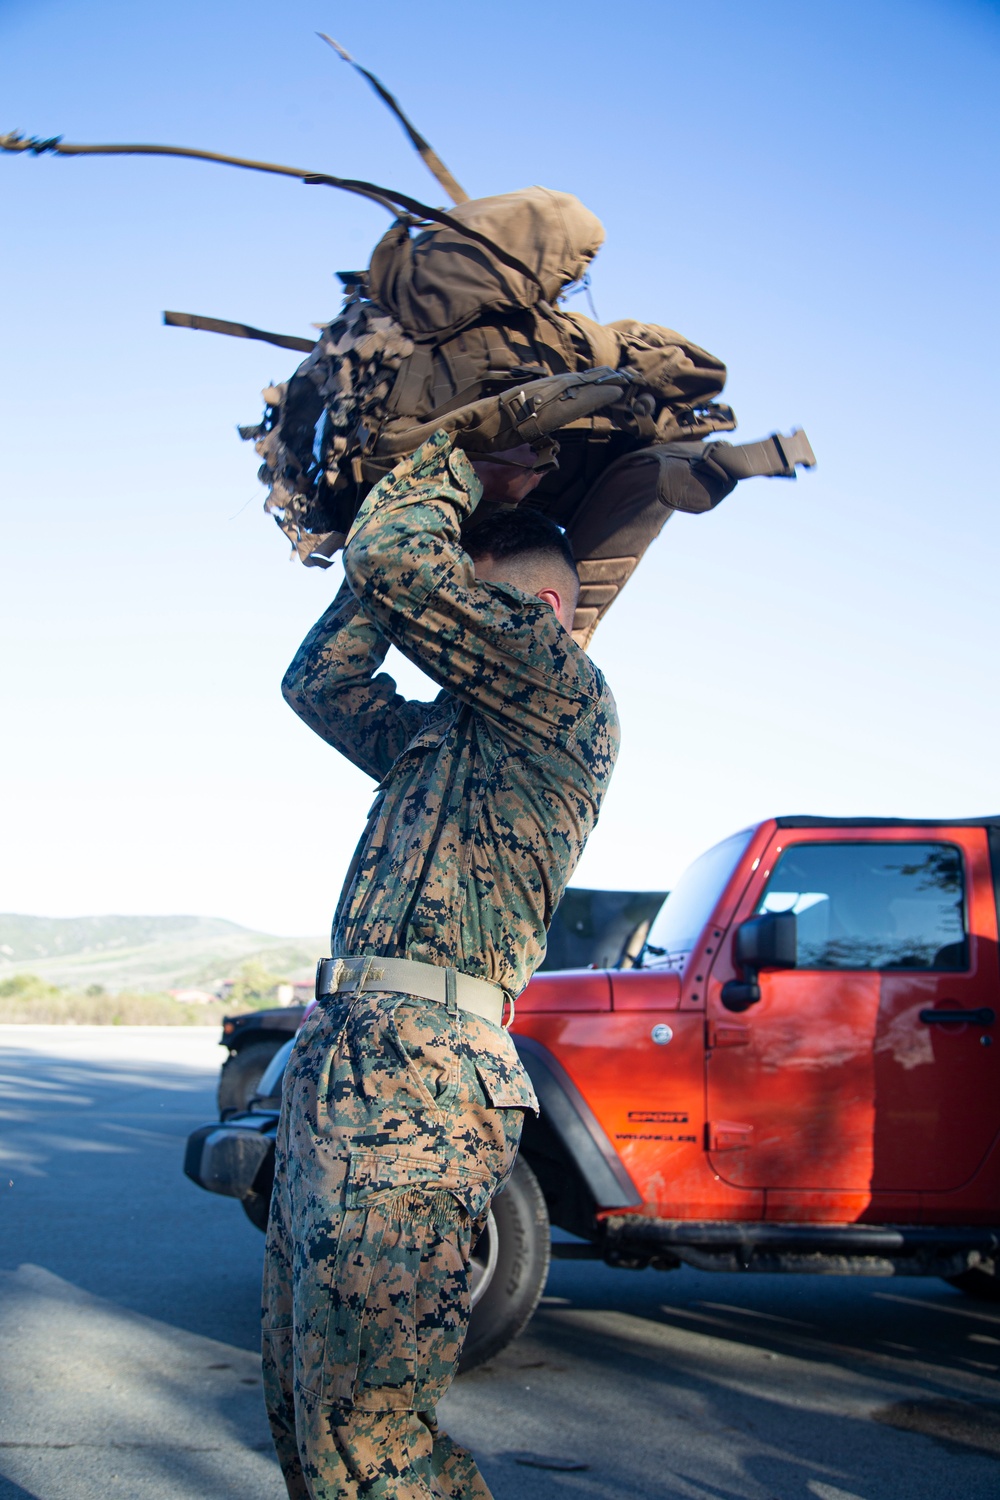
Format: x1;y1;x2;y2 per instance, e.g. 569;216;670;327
1;1025;999;1500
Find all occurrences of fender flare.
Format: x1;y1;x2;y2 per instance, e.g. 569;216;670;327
514;1035;641;1210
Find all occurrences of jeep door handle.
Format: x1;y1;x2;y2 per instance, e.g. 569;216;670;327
919;1007;995;1026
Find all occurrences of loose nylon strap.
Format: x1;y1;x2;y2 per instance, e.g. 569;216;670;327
163;311;315;353
707;429;817;480
317;33;469;206
0;131;543;293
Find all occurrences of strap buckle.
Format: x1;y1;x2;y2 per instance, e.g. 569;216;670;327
500;387;545;445
771;428;817;475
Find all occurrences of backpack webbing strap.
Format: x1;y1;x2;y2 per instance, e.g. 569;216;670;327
0;131;546;294
385;344;436;418
706;429;816;480
317;34;469;206
162;311;315;354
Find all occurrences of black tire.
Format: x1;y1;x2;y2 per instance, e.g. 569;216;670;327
217;1040;284;1118
946;1264;1000;1301
242;1189;272;1233
458;1156;551;1374
240;1141;276;1233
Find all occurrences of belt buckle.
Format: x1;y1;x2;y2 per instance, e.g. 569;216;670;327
334;960;373;996
334;956;381;995
331;958;359;993
316;956;380;998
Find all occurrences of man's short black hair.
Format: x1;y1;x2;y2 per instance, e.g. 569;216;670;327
461;507;578;579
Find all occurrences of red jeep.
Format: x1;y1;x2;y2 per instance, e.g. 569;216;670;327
185;815;1000;1369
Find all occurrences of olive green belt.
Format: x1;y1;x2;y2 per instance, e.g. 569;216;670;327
315;954;510;1028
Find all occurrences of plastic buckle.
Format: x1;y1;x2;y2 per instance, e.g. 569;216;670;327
773;428;817;474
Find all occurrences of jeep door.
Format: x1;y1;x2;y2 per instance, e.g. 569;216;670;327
704;827;999;1221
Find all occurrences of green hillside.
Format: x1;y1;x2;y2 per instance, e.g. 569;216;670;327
0;913;326;994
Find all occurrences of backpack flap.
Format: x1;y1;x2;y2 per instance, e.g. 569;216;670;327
368;187;605;339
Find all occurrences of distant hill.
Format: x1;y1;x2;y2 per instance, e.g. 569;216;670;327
0;913;327;994
0;888;668;996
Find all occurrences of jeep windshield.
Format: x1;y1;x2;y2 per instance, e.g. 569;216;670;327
641;828;755;970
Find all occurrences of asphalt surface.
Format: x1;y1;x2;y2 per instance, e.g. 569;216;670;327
1;1025;999;1500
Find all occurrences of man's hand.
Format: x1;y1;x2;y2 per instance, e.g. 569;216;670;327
469;444;546;503
455;368;630;453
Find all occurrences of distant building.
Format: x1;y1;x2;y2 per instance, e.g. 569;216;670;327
168;987;217;1005
214;977;311;1007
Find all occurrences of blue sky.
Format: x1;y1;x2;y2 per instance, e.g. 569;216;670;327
1;0;998;935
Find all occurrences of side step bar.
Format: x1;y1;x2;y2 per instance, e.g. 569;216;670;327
601;1220;1000;1254
594;1218;1000;1277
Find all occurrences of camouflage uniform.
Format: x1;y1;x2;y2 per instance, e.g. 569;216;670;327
263;431;619;1498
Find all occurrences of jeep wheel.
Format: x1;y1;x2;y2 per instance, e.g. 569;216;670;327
218;1040;284;1118
946;1264;1000;1301
241;1189;272;1232
458;1156;550;1374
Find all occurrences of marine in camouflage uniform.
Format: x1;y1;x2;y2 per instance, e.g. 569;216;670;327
262;430;619;1498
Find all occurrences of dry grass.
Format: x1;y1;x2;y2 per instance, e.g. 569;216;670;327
0;974;229;1026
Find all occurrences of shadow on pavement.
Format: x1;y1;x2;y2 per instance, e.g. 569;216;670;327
4;1036;1000;1499
456;1258;1000;1499
0;1045;266;1354
0;1477;44;1500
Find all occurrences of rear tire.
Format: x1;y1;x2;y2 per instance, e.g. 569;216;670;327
946;1264;1000;1301
217;1040;283;1118
239;1148;553;1367
241;1189;272;1232
458;1156;550;1374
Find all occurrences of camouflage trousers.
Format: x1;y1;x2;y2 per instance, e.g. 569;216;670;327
262;986;533;1499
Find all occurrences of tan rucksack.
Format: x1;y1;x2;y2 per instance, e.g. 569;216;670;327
241;184;791;644
1;41;813;644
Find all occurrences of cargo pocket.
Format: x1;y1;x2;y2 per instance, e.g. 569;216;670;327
318;1150;492;1412
474;1043;539;1113
468;1032;538;1195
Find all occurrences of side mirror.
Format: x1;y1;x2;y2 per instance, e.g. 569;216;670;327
721;911;797;1012
734;911;797;970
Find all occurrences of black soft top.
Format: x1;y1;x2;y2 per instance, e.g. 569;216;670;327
775;815;1000;830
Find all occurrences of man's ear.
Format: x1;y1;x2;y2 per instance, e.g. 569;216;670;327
536;587;573;632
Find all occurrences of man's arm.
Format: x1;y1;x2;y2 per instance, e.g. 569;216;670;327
342;432;604;754
282;576;437;780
